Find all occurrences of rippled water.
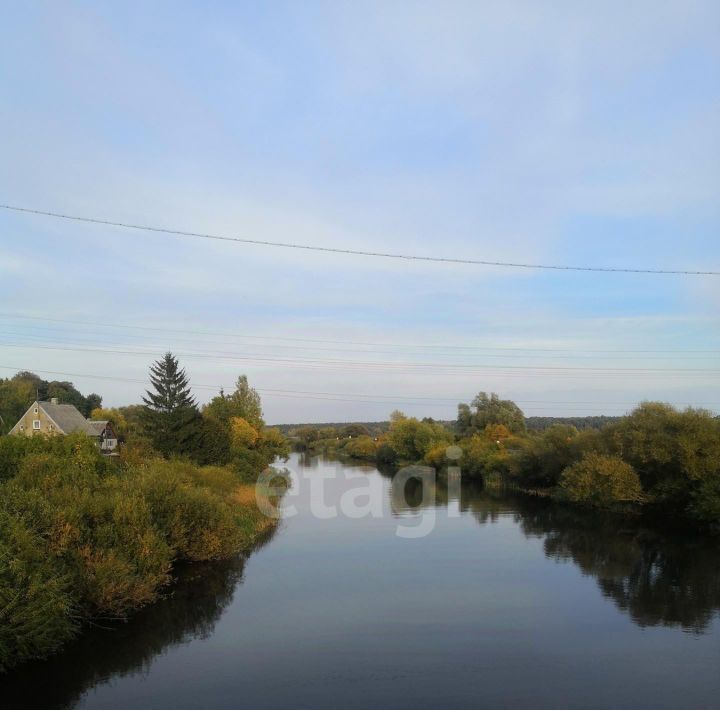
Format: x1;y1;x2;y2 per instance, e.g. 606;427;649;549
3;453;720;709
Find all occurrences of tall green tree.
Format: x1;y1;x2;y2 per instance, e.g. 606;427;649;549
456;392;526;436
141;353;202;458
203;375;263;428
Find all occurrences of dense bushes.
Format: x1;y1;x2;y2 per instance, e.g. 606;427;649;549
558;453;644;508
0;437;282;671
602;403;720;518
459;403;720;528
291;399;720;530
0;509;77;672
344;435;379;460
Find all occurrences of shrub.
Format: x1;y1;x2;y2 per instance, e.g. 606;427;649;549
510;425;585;487
126;461;249;561
424;443;451;470
387;416;453;461
344;435;378;460
0;510;77;672
0;429;282;671
602;403;720;518
459;435;514;481
690;475;720;530
559;453;644;509
375;443;397;466
8;466;172;616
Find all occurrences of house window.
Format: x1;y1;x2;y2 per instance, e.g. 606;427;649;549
33;420;41;430
34;407;38;414
19;424;24;431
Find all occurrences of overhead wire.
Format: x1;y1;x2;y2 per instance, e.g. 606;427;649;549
2;204;718;275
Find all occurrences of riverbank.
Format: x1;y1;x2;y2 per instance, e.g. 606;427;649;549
292;401;720;534
0;434;283;673
3;452;718;710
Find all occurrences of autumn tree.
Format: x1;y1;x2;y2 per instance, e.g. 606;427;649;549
203;375;263;429
387;413;453;461
230;417;260;448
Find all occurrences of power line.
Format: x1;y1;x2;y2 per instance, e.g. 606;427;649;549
0;365;716;411
1;341;718;376
5;328;719;363
2;204;718;276
1;313;718;355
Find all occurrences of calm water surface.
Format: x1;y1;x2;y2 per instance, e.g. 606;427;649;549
3;453;720;709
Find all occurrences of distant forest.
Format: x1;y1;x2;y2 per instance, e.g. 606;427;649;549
274;416;621;435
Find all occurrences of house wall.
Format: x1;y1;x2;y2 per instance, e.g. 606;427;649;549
11;405;61;437
101;437;118;452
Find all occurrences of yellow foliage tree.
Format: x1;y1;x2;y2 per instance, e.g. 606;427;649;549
484;423;512;442
229;417;259;448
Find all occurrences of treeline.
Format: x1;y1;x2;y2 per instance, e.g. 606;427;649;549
525;415;621;432
282;415;622;436
277;421;389;436
294;392;720;532
0;354;289;672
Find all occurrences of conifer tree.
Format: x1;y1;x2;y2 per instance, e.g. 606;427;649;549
141;353;201;457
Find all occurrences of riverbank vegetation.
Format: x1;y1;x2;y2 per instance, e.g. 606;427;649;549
291;393;720;532
0;355;289;672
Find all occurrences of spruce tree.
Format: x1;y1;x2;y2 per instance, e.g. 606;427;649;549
141;353;202;458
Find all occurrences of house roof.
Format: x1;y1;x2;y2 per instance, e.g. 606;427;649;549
38;401;92;435
85;420;110;436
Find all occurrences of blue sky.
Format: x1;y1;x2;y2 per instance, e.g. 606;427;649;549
1;1;718;423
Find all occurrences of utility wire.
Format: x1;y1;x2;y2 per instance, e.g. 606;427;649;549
5;329;718;362
1;313;718;355
1;341;718;375
2;204;718;276
0;365;716;410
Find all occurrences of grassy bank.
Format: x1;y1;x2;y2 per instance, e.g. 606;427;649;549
0;434;282;672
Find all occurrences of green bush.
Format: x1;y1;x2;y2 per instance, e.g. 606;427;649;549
7;461;172;616
559;453;644;509
0;510;77;672
343;435;378;460
386;415;453;462
127;461;244;562
602;403;720;519
0;433;109;482
0;436;281;671
375;443;398;466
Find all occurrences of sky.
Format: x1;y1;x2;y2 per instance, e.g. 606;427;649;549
0;1;719;423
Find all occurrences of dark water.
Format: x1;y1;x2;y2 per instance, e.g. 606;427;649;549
3;453;720;709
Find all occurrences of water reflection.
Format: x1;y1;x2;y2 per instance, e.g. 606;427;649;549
377;460;720;633
514;503;720;633
2;458;719;710
430;478;720;634
1;529;277;710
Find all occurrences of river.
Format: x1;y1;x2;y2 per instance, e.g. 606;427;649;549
3;452;720;709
